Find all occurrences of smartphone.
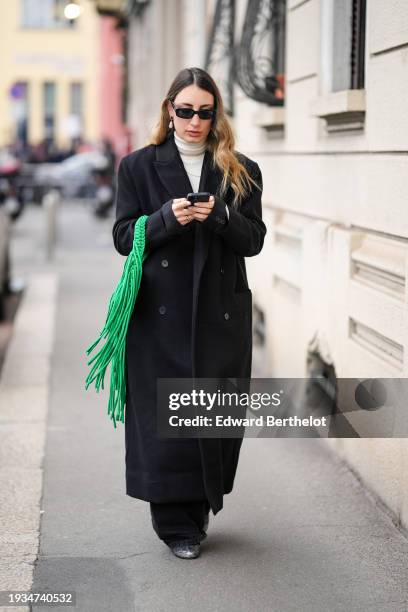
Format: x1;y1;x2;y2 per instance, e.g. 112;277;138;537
187;192;211;205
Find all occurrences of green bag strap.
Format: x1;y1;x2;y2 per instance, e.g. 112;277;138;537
85;214;149;428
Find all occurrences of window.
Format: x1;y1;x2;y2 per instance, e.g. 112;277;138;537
43;83;56;142
70;83;82;116
21;0;76;29
350;0;366;89
205;0;235;115
235;0;286;106
69;82;84;139
206;0;286;111
10;82;29;145
321;0;366;93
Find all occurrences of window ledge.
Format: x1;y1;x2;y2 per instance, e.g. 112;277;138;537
253;106;285;131
310;89;366;132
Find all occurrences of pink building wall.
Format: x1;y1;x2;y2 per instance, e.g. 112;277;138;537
99;17;131;162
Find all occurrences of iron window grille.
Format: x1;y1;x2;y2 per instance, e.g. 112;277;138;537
235;0;286;106
205;0;236;116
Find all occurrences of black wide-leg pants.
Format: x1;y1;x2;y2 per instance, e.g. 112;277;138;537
150;499;211;546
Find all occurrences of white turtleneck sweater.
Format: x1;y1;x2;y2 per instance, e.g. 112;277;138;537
174;131;229;219
174;131;205;192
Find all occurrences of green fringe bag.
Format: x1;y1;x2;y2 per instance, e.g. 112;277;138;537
85;215;149;428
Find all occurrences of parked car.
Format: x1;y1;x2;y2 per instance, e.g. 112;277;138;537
32;151;108;201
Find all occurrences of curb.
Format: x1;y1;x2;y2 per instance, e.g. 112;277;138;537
0;272;58;609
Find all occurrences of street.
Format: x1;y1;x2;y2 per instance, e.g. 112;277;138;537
1;201;408;611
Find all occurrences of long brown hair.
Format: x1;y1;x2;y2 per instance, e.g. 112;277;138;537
148;67;261;208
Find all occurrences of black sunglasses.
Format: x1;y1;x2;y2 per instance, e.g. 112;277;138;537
170;100;216;121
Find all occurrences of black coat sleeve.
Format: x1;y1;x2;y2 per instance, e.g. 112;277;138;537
112;156;186;256
200;162;267;257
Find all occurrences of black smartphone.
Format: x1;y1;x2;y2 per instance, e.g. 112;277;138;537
187;192;211;205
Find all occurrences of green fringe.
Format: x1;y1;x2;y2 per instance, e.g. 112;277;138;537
85;215;149;428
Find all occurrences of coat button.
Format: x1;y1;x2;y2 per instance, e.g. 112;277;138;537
159;306;166;315
224;312;230;320
161;259;168;267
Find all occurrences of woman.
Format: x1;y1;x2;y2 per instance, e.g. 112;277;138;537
113;67;266;559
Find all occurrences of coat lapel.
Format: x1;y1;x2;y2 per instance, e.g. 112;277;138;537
153;132;222;376
153;131;221;201
153;133;194;198
191;147;220;376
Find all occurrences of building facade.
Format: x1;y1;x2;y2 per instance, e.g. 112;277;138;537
239;0;408;529
102;0;408;528
99;14;129;157
0;0;100;150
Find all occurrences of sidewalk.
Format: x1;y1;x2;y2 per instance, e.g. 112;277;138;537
1;202;408;611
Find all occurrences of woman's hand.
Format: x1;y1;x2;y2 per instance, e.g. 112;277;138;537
172;198;195;225
189;195;215;222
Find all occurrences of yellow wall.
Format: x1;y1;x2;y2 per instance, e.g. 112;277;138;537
0;0;100;148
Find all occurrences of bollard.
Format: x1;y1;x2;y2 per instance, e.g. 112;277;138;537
43;189;61;261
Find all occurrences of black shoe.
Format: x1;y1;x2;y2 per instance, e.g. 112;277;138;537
169;541;201;559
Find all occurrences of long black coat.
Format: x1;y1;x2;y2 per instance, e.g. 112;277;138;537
112;132;266;515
